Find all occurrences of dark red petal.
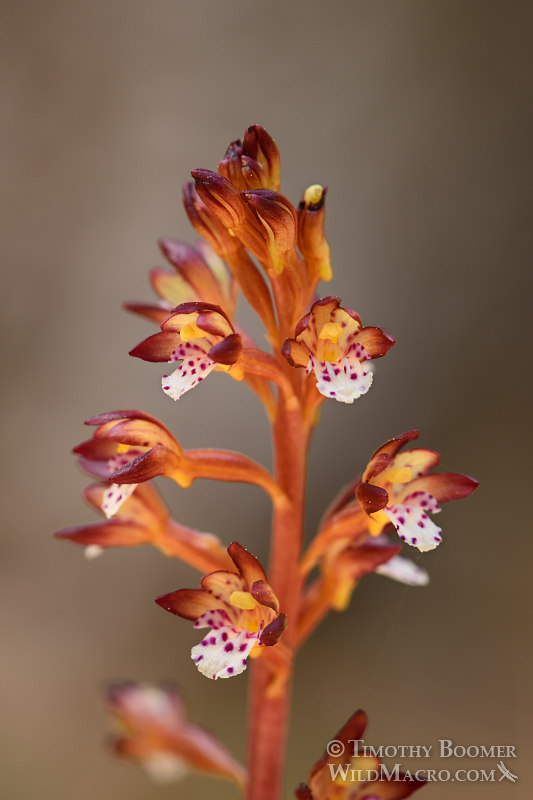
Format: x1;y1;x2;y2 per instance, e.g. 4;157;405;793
405;473;479;503
196;311;233;337
363;430;419;481
73;437;117;459
123;302;170;325
208;333;242;365
294;785;314;800
227;542;267;587
251;580;279;612
259;613;287;646
334;709;368;747
129;332;180;362
356;483;389;515
84;409;160;426
242;189;297;249
309;709;368;779
155;588;223;620
191;169;247;227
55;521;150;548
356;326;396;359
242;125;280;190
109;445;175;483
364;452;391;482
337;543;402;579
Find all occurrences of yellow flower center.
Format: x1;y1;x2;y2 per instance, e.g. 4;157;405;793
248;641;262;658
368;509;390;537
381;466;413;484
116;443;130;454
319;322;343;343
303;183;324;206
229;591;258;611
180;320;208;342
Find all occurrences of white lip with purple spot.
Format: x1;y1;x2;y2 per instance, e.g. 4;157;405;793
191;610;262;680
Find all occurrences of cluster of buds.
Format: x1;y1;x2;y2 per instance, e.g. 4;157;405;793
57;124;478;800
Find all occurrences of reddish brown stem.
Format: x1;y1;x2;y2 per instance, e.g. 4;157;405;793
246;395;308;800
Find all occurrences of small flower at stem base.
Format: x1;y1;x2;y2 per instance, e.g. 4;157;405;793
107;682;246;788
297;710;426;799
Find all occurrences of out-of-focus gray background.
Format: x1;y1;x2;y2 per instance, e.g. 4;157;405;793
2;1;531;798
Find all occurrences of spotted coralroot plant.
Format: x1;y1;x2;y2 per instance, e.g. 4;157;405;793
56;125;478;800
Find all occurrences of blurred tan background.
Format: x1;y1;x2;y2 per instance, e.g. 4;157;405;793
1;1;531;798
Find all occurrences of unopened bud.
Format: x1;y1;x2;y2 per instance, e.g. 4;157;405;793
191;169;247;229
242;125;281;191
243;189;297;274
298;184;332;282
182;182;240;259
218;140;247;191
218;141;268;192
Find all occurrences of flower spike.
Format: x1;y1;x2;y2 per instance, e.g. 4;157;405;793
56;123;481;800
156;542;287;680
283;296;395;403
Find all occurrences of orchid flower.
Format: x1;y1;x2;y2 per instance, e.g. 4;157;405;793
295;710;425;800
130;301;243;401
55;481;233;573
125;238;237;326
156;542;287;680
107;682;245;788
73;410;190;520
282;296;395;403
356;430;479;552
75;409;285;513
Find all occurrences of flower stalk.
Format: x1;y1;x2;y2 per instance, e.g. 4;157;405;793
247;390;309;800
57;124;478;800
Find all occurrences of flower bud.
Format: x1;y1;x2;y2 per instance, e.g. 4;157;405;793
191;169;247;229
243;189;297;275
242;124;281;191
218;139;245;190
218;140;257;191
298;184;332;282
182;182;240;259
